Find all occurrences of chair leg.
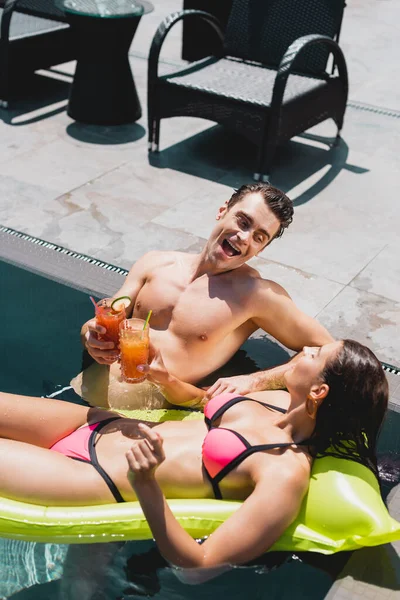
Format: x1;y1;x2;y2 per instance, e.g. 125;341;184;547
153;118;160;152
0;58;10;110
332;109;345;146
148;116;160;153
147;115;153;151
332;129;341;147
253;172;270;183
331;117;343;147
254;140;275;183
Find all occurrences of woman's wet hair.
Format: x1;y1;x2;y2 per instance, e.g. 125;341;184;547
309;339;389;479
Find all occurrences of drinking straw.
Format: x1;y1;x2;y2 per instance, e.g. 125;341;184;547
143;309;152;330
89;296;102;314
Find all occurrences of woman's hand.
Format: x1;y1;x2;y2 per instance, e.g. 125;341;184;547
126;424;165;483
138;344;171;386
139;344;206;407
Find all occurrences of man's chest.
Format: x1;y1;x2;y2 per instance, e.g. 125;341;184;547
134;275;250;339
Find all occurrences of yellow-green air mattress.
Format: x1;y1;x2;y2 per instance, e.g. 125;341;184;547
0;408;399;553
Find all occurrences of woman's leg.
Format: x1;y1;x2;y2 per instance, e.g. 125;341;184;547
0;438;120;505
0;391;116;448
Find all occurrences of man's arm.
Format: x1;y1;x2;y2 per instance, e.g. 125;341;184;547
81;252;157;364
252;280;333;350
205;281;333;398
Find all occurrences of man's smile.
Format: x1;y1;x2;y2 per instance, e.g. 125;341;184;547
221;238;241;257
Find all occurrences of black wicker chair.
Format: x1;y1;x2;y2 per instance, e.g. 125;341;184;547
0;0;75;108
148;0;349;181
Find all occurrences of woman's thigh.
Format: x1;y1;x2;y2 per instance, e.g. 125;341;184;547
0;438;118;505
0;391;116;447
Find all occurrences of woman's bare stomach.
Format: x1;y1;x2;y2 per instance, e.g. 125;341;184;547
95;418;213;501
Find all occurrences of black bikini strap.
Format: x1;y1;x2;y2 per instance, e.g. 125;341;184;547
209;396;286;425
211;439;310;491
258;401;287;414
207;396;250;424
89;417;125;503
202;463;223;500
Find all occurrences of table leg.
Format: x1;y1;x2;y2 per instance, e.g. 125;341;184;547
67;14;142;125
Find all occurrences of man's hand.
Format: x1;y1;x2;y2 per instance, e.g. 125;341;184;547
204;374;258;400
84;318;119;365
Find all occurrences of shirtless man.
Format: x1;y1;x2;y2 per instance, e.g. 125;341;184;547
80;183;333;407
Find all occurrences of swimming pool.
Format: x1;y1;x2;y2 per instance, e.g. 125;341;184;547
0;231;399;600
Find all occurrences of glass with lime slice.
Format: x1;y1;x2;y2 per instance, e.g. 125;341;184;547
95;296;131;347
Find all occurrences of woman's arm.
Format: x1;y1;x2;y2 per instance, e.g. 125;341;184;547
127;425;308;568
141;350;207;408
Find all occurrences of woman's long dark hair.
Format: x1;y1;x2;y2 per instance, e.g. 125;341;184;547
309;339;389;479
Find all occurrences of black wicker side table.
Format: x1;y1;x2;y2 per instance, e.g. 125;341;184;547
59;0;153;125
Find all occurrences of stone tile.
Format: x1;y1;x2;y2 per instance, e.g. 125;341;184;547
91;221;203;268
55;186;161;235
152;180;235;239
351;242;400;304
0;176;64;237
104;158;215;210
0;135;137;194
341;1;400;107
0;120;59;165
317;286;400;365
392;383;400;404
263;207;385;286
52;158;209;237
249;257;344;318
339;106;400;164
259;153;400;283
49;162;215;249
43;210;117;257
63;118;148;151
386;372;400;399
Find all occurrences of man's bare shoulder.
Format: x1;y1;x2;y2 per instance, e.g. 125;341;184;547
241;264;291;300
137;250;188;270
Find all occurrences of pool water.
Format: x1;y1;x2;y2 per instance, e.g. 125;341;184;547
0;259;399;599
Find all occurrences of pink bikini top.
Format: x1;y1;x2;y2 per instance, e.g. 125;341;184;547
202;392;302;499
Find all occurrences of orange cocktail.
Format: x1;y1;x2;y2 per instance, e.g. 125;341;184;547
95;298;126;348
119;318;150;383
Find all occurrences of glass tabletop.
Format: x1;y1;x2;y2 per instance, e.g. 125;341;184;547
59;0;152;18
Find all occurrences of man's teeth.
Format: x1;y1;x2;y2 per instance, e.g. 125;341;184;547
226;240;240;254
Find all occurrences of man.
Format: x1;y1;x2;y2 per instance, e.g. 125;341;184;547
79;183;332;408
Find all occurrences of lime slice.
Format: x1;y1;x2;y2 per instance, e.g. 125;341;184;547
111;296;131;311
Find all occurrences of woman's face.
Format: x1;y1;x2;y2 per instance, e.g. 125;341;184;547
284;341;343;394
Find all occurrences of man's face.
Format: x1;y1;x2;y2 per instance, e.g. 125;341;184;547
206;192;281;271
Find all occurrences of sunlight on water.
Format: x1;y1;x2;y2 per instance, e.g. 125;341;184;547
0;540;67;598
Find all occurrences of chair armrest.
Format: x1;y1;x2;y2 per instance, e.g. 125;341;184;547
1;0;18;41
271;34;349;115
148;9;224;90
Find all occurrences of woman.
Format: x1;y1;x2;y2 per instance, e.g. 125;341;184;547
0;340;388;568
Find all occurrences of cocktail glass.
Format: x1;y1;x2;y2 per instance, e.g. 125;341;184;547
95;298;126;348
119;318;150;383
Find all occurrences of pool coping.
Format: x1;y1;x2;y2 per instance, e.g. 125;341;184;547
0;225;128;298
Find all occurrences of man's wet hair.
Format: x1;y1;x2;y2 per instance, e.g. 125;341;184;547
227;183;294;240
